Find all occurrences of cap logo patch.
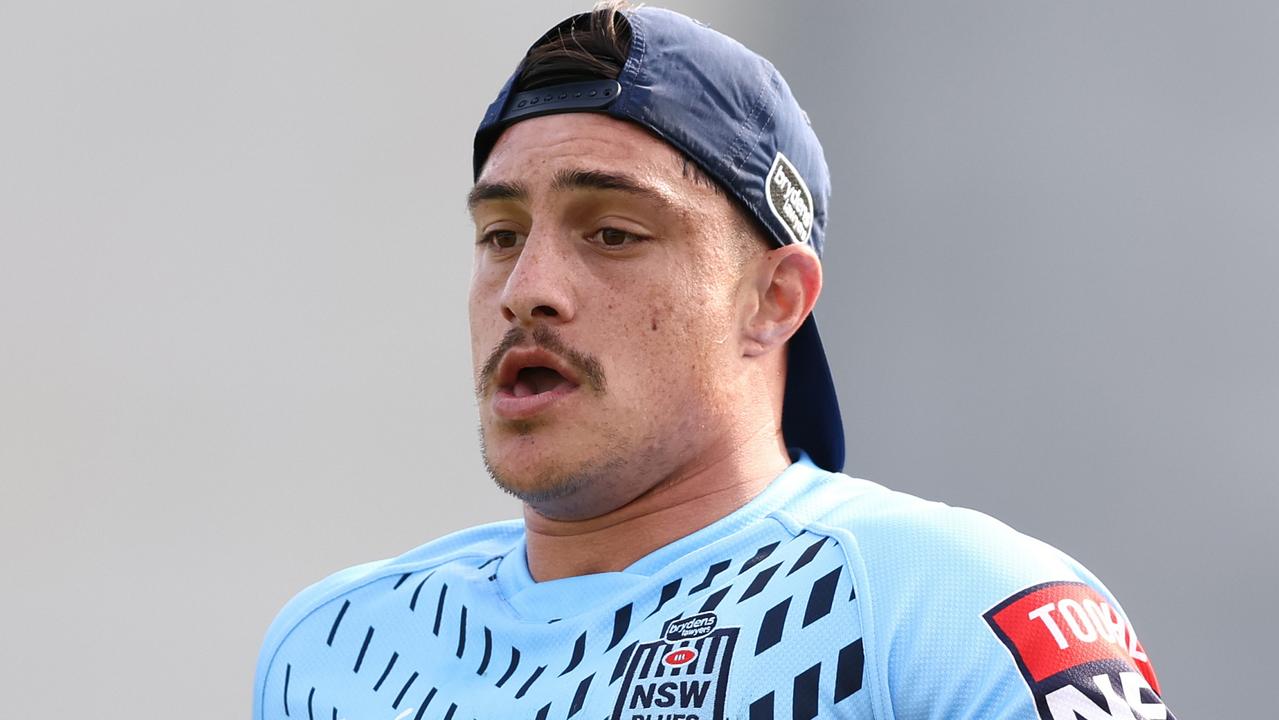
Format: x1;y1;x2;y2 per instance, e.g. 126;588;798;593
765;151;814;245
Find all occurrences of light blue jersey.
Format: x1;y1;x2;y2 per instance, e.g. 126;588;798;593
255;456;1172;719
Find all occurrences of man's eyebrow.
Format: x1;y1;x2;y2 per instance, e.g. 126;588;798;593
466;168;678;213
551;168;673;208
466;180;528;211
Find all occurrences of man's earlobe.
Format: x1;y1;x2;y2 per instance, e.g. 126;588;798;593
741;246;822;356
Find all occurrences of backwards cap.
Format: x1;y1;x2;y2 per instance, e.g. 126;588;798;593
473;7;844;471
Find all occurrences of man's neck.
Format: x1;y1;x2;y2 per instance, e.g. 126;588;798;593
521;434;792;582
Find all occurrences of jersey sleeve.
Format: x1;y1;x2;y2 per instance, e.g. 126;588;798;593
833;494;1174;720
253;559;390;720
251;521;525;720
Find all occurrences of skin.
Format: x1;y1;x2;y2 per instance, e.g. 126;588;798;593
468;113;822;582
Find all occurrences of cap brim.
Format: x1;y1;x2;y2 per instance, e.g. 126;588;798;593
783;313;845;471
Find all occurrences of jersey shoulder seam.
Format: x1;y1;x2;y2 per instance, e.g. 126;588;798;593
769;508;896;720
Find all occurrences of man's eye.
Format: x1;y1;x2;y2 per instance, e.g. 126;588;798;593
482;229;522;249
592;228;645;247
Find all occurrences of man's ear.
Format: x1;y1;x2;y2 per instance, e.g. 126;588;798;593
740;244;822;357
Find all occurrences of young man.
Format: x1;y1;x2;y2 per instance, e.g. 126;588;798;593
255;5;1174;719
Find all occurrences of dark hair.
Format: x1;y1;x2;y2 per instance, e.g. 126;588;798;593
513;2;765;258
516;3;633;90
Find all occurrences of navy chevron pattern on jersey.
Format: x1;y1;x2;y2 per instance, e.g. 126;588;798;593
257;454;1169;719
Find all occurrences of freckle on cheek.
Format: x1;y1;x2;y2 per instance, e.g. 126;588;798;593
650;317;658;331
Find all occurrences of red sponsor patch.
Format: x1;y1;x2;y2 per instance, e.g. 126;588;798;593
662;648;698;668
984;581;1160;694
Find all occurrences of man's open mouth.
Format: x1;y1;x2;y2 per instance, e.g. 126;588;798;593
491;347;583;419
509;365;572;397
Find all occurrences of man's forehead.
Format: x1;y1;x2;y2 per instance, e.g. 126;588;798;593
470;114;711;211
480;114;686;178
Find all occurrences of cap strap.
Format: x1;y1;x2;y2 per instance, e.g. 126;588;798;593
499;80;622;124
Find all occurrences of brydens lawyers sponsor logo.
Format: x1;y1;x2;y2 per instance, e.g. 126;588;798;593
764;151;814;246
613;613;738;720
984;581;1173;720
663;612;717;642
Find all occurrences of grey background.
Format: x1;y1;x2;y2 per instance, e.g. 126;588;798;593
1;1;1272;717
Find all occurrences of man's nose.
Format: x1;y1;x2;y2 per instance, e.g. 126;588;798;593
499;231;576;325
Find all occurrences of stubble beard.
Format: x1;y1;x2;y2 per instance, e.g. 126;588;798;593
479;422;627;511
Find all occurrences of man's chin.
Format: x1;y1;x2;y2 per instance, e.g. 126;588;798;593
480;442;627;517
484;454;589;505
491;470;584;505
478;415;635;515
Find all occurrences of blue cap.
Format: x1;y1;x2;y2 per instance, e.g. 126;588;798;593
473;7;844;471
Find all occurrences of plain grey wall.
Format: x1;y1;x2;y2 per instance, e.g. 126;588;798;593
2;1;1272;717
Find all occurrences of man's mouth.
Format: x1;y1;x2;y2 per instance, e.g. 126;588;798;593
509;365;572;398
491;347;583;419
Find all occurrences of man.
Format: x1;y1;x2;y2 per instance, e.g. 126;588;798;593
255;4;1174;719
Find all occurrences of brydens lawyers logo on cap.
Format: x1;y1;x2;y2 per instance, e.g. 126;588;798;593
611;612;739;720
765;151;814;246
984;581;1173;720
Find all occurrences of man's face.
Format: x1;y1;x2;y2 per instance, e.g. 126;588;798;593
468;113;756;520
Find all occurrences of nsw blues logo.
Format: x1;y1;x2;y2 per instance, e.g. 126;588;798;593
611;612;739;720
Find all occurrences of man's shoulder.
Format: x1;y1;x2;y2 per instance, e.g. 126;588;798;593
777;469;1081;586
266;518;523;630
296;518;516;593
774;470;1173;717
774;468;1110;651
254;519;525;715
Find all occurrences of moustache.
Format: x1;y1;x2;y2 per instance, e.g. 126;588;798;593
478;325;606;397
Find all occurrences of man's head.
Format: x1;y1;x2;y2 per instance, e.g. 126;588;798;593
467;4;842;520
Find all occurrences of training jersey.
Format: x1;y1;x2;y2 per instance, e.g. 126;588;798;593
254;455;1174;720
